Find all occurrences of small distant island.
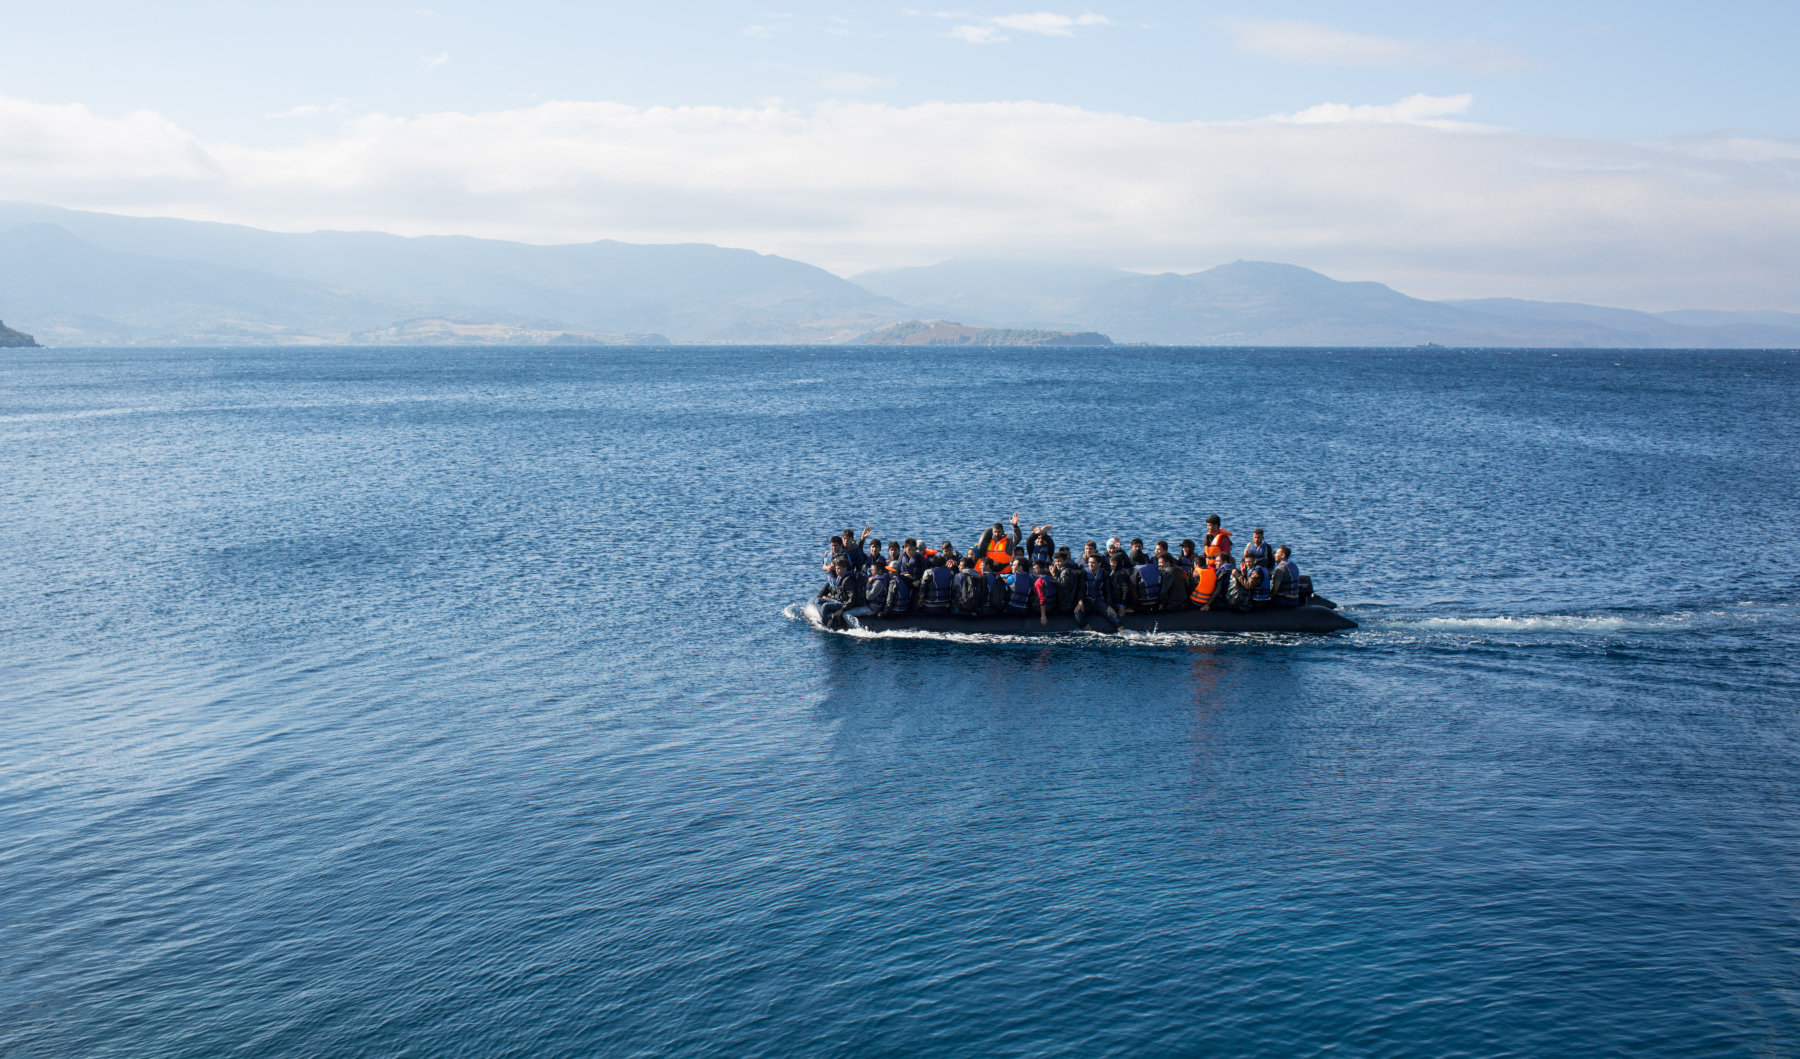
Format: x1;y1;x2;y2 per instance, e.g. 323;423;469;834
0;319;41;347
857;320;1112;346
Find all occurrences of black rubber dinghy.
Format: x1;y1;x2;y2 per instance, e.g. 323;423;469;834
803;597;1356;635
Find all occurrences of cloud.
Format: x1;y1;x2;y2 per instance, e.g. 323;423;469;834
1283;93;1487;130
422;52;450;70
1222;17;1524;72
941;10;1112;43
741;24;775;37
1;92;1796;308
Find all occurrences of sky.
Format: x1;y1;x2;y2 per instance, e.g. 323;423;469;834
2;0;1797;308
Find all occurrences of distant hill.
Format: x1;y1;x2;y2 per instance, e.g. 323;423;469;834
1;203;1797;348
862;258;1800;348
0;318;38;347
858;320;1112;346
0;203;910;345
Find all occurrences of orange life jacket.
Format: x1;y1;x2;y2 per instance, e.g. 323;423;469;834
984;536;1014;569
1204;529;1234;557
1190;565;1222;604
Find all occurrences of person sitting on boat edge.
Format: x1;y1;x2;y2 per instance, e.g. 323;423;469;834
916;551;956;613
1005;559;1036;616
1228;553;1266;612
1052;554;1082;616
1269;547;1302;608
864;559;893;616
817;557;861;607
1157;553;1189;612
1177;539;1200;574
1189;551;1231;611
1075;553;1120;632
951;556;987;618
1030;560;1057;626
1133;552;1162;613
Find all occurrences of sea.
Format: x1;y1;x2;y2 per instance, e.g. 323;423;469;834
3;345;1798;1057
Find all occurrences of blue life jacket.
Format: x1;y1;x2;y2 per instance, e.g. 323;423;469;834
1035;574;1057;611
1027;539;1053;565
1249;566;1272;603
889;572;915;612
1244;541;1272;569
1134;562;1161;606
1083;568;1109;605
1272;560;1301;602
1007;570;1035;611
919;565;955;609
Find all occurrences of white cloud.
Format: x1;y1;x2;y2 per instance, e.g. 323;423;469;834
1283;93;1485;130
942;10;1112;43
1;92;1796;308
422;52;450;70
1221;17;1524;71
946;23;1006;42
741;24;775;38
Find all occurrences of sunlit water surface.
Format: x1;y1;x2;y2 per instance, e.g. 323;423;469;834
3;346;1798;1056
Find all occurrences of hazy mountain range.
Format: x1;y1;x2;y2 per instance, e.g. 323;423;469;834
2;203;1796;348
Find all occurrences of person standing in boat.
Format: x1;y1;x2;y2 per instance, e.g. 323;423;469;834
976;515;1021;573
1242;528;1274;572
1203;516;1233;561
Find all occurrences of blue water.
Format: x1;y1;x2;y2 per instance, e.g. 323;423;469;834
4;345;1799;1057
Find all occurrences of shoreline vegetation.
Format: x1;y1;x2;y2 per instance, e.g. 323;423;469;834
856;320;1113;346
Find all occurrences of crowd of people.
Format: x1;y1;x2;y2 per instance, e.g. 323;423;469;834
816;514;1308;631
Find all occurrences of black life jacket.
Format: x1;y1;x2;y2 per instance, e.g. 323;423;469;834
918;565;955;609
984;572;1008;614
952;570;985;612
1108;566;1135;607
1054;567;1082;613
1082;568;1109;606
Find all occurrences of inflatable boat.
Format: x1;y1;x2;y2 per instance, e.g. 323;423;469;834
803;594;1355;635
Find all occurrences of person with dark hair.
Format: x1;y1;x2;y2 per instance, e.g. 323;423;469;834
1188;551;1232;611
1203;516;1233;560
1128;538;1150;567
1104;537;1129;574
1269;546;1302;608
1228;552;1266;612
822;534;846;575
817;557;857;605
1157;553;1189;611
1024;524;1056;567
842;526;872;571
981;558;1010;616
864;558;893;616
951;557;987;617
1052;553;1082;615
1075;553;1120;631
1082;539;1106;574
916;550;955;613
1108;550;1138;612
1030;560;1057;626
1006;557;1037;616
1133;551;1162;613
976;514;1021;573
1243;527;1274;572
1176;539;1200;573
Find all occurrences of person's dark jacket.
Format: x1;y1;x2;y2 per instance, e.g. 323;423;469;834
1158;564;1189;611
1053;565;1083;613
1107;563;1137;611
